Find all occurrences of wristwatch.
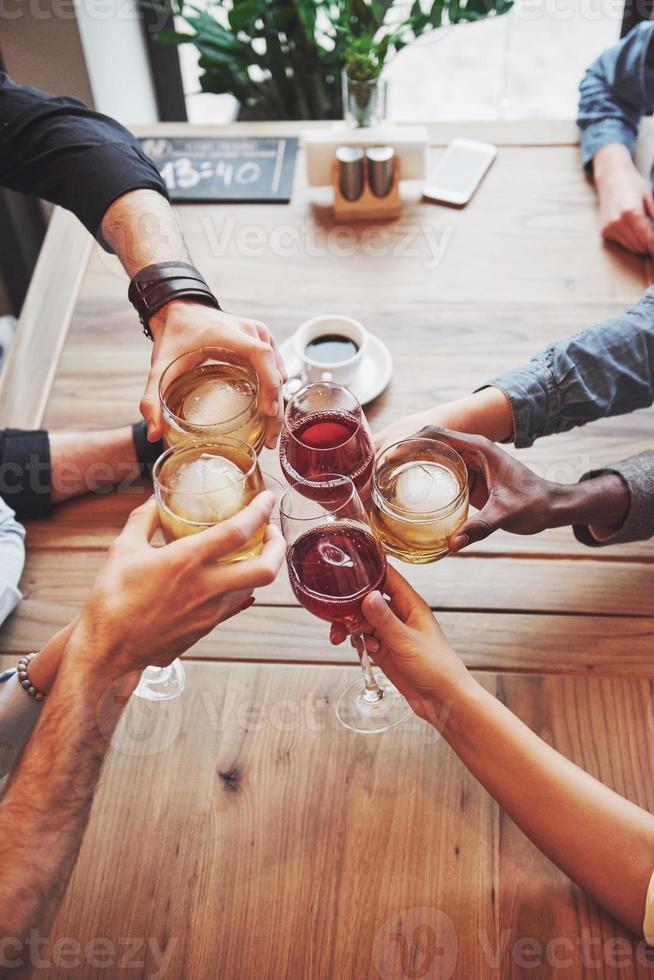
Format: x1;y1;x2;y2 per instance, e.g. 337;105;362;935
128;261;221;340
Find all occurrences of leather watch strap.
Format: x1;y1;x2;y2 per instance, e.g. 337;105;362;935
128;261;221;340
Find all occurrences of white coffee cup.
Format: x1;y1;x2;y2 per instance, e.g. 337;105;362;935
293;314;368;386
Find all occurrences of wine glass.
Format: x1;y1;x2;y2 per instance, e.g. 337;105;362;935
370;437;469;564
134;437;270;702
280;475;410;733
159;346;266;452
279;382;374;498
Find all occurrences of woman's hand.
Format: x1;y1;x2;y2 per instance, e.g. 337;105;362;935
331;566;473;722
143;301;287;448
73;491;285;677
594;143;654;255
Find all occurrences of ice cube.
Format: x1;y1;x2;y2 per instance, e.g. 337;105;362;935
181;379;252;427
169;454;246;523
394;462;459;513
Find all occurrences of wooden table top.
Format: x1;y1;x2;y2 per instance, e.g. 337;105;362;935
3;120;654;979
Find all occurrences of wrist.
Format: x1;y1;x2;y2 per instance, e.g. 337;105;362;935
437;388;514;442
430;674;493;746
148;297;209;340
66;621;140;689
593;143;637;187
548;473;630;531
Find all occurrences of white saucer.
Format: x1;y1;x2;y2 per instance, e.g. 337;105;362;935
280;332;393;406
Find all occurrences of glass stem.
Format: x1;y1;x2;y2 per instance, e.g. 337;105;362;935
351;633;385;705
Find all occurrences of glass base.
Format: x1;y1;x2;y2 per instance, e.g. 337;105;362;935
336;669;410;733
133;660;186;701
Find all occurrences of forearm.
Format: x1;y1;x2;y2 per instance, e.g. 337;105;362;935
0;635;137;942
28;619;78;693
421;387;515;443
100;189;189;278
440;679;654;936
49;426;141;504
592;142;640;189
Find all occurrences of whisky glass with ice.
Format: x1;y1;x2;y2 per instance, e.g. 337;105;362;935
159;347;265;452
370;438;469;564
133;438;266;701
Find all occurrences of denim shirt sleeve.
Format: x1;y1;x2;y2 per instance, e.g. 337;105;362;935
577;21;654;168
481;286;654;448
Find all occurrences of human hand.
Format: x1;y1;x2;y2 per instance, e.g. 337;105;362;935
142;300;287;448
73;491;284;677
416;427;564;552
332;566;472;721
594;144;654;255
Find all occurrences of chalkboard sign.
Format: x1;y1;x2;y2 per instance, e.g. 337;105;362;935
140;136;298;203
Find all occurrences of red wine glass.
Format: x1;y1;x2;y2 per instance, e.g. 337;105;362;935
280;475;410;734
279;382;374;498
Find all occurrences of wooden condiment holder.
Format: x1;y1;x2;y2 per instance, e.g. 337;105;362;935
331;156;401;222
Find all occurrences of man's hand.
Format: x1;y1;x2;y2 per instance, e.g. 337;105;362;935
594;143;654;255
74;491;284;677
143;300;287;448
417;428;630;552
416;428;564;551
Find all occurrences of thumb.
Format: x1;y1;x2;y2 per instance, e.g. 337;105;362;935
118;496;159;546
140;365;163;442
450;507;502;552
362;590;411;647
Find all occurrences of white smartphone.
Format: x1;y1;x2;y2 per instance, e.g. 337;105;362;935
423;138;497;206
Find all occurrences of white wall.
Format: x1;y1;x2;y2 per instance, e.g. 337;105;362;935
74;0;158;124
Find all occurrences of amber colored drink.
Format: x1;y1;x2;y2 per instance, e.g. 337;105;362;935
154;439;265;562
161;354;265;452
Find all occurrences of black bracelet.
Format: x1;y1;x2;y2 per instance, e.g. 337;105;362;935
128;261;221;340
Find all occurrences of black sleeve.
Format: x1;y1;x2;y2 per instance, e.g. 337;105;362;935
0;72;169;250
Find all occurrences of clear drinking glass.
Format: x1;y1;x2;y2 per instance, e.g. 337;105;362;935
281;475;410;733
159;346;265;452
134;438;268;702
370;437;469;564
279;382;375;498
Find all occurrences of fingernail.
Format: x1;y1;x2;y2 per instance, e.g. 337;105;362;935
268;399;279;415
366;591;384;612
452;534;469;552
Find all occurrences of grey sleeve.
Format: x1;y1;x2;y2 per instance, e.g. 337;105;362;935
0;671;43;778
573;450;654;546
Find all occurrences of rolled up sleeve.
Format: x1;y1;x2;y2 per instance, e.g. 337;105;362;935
573;450;654;547
0;71;168;249
480;287;654;448
577;21;654;169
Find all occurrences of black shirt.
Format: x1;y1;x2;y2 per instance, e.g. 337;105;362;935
0;72;168;247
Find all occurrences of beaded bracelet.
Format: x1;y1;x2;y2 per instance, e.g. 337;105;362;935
17;654;46;702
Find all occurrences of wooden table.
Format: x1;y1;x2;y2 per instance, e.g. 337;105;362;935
2;120;654;979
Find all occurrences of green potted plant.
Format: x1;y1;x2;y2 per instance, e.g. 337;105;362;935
156;0;513;122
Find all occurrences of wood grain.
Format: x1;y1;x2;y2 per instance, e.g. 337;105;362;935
17;546;654;616
42;662;654;980
4;602;654;678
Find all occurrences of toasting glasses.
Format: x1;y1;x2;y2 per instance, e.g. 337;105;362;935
134;437;270;702
280;475;410;733
279;382;375;498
